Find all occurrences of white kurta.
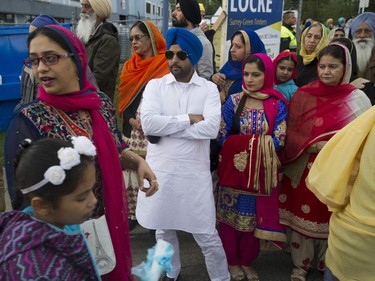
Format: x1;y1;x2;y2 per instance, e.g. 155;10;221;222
136;72;221;234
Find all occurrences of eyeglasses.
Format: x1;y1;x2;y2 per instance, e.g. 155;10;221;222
165;50;189;60
129;34;148;42
24;53;74;68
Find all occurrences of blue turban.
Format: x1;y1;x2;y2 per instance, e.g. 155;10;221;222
166;27;203;66
351;12;375;37
31;15;60;28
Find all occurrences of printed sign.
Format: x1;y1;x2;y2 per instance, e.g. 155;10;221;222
226;0;284;59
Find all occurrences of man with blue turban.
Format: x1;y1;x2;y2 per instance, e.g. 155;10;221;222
137;27;230;281
172;0;214;80
351;12;375;83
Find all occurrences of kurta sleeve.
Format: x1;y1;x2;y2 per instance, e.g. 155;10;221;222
141;79;191;137
169;83;221;139
218;95;236;146
272;100;288;151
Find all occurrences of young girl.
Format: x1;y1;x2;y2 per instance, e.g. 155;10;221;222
273;51;298;102
0;136;101;280
217;54;288;281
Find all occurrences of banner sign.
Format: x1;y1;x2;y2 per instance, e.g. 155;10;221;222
226;0;284;59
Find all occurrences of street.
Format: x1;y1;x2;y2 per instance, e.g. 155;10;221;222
130;225;324;281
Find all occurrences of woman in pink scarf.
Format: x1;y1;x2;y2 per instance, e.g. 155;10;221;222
217;53;288;281
279;43;371;281
4;25;158;280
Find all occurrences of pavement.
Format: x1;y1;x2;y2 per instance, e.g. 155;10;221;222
130;224;324;281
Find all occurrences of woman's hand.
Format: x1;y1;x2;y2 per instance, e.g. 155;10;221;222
129;118;142;131
212;73;226;87
120;150;158;197
136;159;158;197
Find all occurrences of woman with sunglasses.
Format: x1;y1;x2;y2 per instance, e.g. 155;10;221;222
4;25;158;280
118;21;169;231
211;29;266;104
217;54;288;281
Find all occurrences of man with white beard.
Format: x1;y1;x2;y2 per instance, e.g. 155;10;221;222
351;13;375;82
77;0;120;102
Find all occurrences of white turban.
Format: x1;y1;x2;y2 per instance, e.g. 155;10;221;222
89;0;112;20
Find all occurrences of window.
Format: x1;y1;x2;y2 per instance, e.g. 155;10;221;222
146;2;151;14
0;13;14;23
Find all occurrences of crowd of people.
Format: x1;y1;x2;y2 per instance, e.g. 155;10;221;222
1;0;375;280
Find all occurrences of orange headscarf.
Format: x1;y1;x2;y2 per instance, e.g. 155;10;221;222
118;20;170;116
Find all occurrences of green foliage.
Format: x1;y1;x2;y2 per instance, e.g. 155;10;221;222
168;0;221;16
282;0;363;23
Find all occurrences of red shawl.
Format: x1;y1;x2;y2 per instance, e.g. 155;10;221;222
284;43;362;163
37;25;132;280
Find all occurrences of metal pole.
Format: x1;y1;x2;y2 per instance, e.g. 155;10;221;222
162;0;169;37
295;0;303;53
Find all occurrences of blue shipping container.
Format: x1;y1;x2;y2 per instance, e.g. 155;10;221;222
0;25;28;131
0;24;71;132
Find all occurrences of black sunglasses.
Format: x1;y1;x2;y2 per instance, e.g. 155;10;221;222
165;50;189;60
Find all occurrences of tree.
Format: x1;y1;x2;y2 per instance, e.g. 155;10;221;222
168;0;221;16
283;0;362;23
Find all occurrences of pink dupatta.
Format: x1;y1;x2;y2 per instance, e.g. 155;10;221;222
37;25;132;280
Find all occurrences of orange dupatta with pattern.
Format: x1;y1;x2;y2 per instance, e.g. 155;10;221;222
117;20;170;116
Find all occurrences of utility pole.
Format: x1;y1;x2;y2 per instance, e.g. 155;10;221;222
162;0;169;37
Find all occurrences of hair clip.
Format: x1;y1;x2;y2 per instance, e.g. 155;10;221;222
19;139;32;150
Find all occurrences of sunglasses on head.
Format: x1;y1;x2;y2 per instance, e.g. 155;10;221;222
165;50;189;60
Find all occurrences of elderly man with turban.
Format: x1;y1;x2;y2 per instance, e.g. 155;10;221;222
351;12;375;84
172;0;214;80
77;0;120;102
137;27;230;281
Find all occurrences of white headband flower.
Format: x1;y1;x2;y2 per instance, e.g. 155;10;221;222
21;136;97;194
71;136;96;156
44;166;66;185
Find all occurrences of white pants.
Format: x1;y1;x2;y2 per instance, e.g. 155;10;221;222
155;229;230;281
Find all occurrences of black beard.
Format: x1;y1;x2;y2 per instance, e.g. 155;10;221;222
172;18;188;28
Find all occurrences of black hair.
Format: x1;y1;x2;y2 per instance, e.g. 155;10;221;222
334;27;345;35
330;37;357;81
277;55;297;66
231;31;245;45
243;55;265;72
13;138;95;209
130;21;150;37
318;44;346;65
283;11;295;21
27;27;70;53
